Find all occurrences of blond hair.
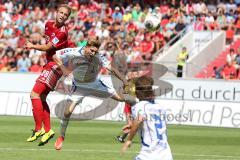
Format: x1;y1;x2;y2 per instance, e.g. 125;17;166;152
57;4;72;16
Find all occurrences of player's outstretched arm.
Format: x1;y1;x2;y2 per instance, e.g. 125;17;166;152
106;65;128;85
25;41;54;52
121;115;144;154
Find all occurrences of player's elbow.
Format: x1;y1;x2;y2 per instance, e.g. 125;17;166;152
53;55;61;65
44;42;55;51
52;54;57;62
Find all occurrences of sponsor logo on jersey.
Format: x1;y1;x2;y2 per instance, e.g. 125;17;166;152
52;37;59;45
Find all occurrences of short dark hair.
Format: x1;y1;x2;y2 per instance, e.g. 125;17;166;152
57;4;72;16
230;48;235;52
135;76;154;100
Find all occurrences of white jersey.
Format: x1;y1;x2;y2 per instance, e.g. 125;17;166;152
132;100;173;160
56;47;110;83
132;100;169;149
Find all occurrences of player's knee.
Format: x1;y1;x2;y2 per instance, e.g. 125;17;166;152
64;111;71;118
40;94;48;101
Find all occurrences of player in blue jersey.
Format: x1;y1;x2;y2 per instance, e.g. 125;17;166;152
121;76;173;160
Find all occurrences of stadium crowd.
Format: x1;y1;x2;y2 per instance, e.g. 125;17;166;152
0;0;240;75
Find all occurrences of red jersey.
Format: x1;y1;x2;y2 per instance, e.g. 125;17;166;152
44;20;68;62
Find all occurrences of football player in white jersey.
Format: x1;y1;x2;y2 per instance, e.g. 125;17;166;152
121;76;173;160
53;38;134;150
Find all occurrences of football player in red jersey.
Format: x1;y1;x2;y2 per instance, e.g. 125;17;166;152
25;4;71;146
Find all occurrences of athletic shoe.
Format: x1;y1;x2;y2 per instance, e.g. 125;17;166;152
55;136;64;150
38;129;55;146
27;128;45;142
115;135;125;143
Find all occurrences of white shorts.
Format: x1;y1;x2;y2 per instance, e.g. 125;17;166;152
67;78;117;103
135;144;173;160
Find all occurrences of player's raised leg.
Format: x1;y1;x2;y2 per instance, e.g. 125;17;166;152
55;99;79;150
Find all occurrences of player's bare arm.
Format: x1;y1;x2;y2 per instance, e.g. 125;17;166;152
25;41;54;51
106;65;128;85
121;115;144;154
53;54;72;76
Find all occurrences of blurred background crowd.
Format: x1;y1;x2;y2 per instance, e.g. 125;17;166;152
0;0;240;76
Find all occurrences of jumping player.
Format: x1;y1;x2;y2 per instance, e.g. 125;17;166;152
25;4;71;146
121;76;173;160
52;38;135;150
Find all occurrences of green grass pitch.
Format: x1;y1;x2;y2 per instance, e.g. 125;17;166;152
0;115;240;160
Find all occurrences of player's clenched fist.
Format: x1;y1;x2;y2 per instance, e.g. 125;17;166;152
24;41;34;49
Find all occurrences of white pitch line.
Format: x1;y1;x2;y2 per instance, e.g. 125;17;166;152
0;147;240;159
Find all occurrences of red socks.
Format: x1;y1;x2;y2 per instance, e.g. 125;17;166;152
31;82;51;132
31;98;43;131
42;101;51;132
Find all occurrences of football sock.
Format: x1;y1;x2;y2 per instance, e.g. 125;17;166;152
31;98;43;131
60;117;70;138
42;101;51;133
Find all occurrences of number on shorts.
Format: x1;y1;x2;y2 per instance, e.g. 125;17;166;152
41;70;50;78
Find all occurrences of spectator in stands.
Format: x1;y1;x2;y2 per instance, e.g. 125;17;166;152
17;51;31;72
226;48;237;64
112;6;123;22
234;48;240;77
5;48;17;72
193;0;208;15
226;0;237;13
216;8;227;29
140;34;155;61
226;24;235;44
29;58;42;73
234;13;240;34
176;46;188;78
111;42;127;75
222;62;237;79
212;66;223;79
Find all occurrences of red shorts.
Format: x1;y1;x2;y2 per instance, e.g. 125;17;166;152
124;103;131;115
36;61;62;90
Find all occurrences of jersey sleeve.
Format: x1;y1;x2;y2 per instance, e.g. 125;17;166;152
50;31;68;49
99;53;110;68
55;48;80;66
131;102;147;119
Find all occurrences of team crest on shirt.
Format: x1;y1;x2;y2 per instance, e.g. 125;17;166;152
52;37;59;45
